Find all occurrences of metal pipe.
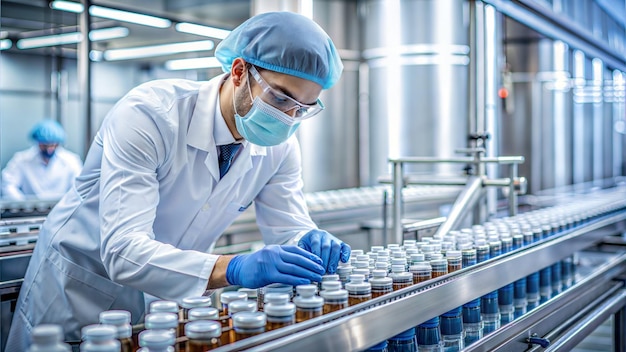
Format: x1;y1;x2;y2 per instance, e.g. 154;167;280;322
388;156;524;164
392;161;404;245
509;163;518;216
434;176;484;238
79;0;92;154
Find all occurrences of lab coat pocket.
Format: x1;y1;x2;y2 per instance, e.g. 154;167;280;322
225;200;252;214
21;246;123;340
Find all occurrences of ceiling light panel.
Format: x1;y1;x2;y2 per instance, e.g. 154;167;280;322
89;6;172;28
103;40;215;61
50;0;84;13
165;57;222;70
175;23;231;40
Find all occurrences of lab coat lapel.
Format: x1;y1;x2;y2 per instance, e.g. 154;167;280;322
187;75;226;182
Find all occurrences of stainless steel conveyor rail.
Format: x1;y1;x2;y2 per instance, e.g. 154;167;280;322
210;210;626;352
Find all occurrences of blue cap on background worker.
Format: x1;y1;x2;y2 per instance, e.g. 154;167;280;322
30;120;66;160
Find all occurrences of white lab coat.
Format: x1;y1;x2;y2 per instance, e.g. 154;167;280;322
1;145;83;200
7;74;317;349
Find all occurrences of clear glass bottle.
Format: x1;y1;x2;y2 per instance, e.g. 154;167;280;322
409;263;432;285
319;281;349;314
80;325;121;352
387;328;417;352
293;284;324;323
345;274;372;306
389;265;413;291
369;269;393;298
416;317;443;352
137;329;175;352
232;311;267;341
99;310;134;352
462;300;483;347
184;320;222;352
27;324;71;352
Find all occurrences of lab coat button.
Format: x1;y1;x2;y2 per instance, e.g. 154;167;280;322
202;203;210;211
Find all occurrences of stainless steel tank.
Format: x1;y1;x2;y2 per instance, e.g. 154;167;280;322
298;0;361;192
361;0;471;183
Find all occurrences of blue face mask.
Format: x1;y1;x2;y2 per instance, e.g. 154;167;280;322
234;89;301;147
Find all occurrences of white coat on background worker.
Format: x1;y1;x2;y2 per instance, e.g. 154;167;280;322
1;120;83;200
7;11;350;350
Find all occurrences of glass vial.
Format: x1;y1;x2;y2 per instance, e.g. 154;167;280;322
369;269;393;298
389;265;413;291
409;263;432;285
137;329;175;352
232;311;267;341
345;274;372;306
181;296;212;321
220;291;248;328
264;301;296;331
416;317;443;352
27;324;71;352
293;284;324;323
184;320;222;352
387;328;417;352
188;307;220;322
99;310;133;352
144;312;178;337
430;259;448;279
319;281;349;314
80;325;121;352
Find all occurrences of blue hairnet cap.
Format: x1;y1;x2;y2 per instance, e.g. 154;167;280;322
30;120;65;144
215;12;343;89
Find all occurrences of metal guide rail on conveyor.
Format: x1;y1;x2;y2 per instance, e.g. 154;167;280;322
0;217;44;250
210;209;626;352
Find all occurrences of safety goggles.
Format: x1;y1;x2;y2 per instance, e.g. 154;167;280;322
248;65;324;120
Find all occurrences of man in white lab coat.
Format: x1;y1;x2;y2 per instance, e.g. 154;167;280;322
1;120;83;200
7;11;350;349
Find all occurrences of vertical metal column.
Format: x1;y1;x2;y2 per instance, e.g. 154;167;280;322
392;161;403;245
79;0;92;152
469;1;502;221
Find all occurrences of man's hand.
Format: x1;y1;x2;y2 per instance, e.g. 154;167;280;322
298;229;351;274
225;245;325;288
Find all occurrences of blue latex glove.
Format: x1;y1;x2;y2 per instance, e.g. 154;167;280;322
226;245;325;289
298;229;351;274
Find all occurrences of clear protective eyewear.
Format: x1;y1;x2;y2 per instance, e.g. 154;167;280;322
248;65;324;120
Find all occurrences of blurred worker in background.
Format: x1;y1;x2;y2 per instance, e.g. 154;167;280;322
1;120;83;201
8;11;350;349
